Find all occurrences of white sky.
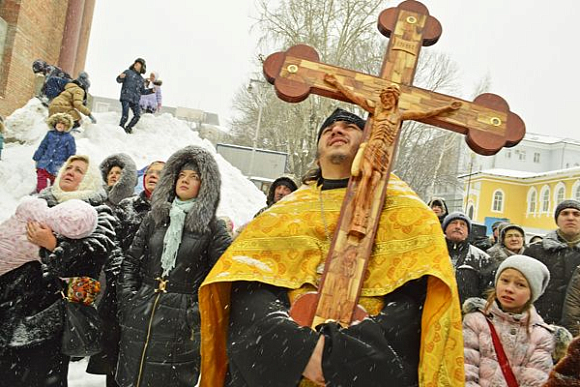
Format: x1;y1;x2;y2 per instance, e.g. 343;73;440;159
86;0;580;139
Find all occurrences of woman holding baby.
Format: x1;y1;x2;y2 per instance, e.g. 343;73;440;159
0;154;117;387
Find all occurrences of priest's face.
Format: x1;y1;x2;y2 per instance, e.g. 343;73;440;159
317;121;363;168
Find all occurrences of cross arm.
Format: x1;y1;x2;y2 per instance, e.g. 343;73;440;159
263;44;525;156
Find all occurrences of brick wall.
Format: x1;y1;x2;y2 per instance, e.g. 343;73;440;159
0;0;93;118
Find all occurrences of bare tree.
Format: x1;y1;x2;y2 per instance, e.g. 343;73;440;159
230;0;474;197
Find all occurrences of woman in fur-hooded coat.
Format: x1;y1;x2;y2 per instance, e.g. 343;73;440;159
116;146;232;387
99;153;138;209
0;155;116;386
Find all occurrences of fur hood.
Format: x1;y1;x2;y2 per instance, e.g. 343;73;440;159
462;297;488;315
151;146;221;234
99;153;138;206
542;230;580;251
46;112;74;132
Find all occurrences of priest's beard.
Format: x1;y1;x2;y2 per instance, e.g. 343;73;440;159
329;153;348;164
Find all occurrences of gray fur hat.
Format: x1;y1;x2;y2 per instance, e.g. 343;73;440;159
495;255;550;303
151;146;221;234
99;153;138;206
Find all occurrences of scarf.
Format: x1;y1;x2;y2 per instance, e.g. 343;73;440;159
557;229;580;248
160;197;196;277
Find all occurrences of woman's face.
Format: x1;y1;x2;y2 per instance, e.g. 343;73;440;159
144;162;164;192
503;229;524;252
107;166;122;187
59;160;88;192
175;169;201;200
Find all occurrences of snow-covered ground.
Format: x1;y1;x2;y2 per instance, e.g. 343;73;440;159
1;99;266;385
0;99;266;226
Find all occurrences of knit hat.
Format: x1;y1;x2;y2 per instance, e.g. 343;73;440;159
442;211;472;233
495;255;550;303
555;199;580;221
317;108;366;142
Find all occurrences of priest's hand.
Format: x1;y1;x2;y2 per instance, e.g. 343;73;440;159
303;335;326;386
26;221;57;252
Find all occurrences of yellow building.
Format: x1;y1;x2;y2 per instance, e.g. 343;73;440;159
461;167;580;237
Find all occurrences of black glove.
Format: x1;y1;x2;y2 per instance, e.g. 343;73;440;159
88;114;97;124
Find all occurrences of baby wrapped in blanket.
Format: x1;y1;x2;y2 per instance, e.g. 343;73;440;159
0;197;97;276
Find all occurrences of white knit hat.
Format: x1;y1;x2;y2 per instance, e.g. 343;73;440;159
495;254;550;303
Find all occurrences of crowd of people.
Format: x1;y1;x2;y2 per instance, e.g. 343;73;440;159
1;98;579;387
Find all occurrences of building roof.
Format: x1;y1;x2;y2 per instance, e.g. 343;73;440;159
525;132;580;146
460;166;580;180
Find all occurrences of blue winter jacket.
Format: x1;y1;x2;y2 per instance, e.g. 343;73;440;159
32;130;76;175
117;68;152;104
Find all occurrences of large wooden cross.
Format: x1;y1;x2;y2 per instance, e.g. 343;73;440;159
262;0;525;328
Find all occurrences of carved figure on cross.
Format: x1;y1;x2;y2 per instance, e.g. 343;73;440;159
324;73;462;237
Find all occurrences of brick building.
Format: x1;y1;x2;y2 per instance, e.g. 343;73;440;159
0;0;95;117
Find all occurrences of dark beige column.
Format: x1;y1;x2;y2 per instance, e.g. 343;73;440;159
58;0;85;76
73;0;95;77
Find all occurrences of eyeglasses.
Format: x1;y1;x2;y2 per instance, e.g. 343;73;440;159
505;234;523;239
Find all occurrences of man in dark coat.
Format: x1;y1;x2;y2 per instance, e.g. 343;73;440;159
525;199;580;325
562;264;580;336
116;58;154;134
116;146;231;387
442;211;494;305
254;176;298;217
0;155;116;386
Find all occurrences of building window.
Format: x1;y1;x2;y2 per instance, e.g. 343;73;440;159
576;184;580;201
541;186;550;213
555;185;565;206
467;205;474;219
492;190;504;212
505;150;511;159
517;150;526;161
533;152;540;163
527;189;537;213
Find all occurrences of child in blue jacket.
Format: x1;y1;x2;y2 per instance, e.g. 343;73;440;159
32;112;76;192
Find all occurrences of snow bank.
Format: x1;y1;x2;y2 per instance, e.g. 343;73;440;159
0;99;266;228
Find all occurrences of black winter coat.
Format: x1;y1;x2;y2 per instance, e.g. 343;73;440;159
562;264;580;336
116;213;231;387
115;191;151;254
0;191;116;351
525;230;580;325
447;238;494;305
225;278;427;387
87;191;148;376
116;68;151;104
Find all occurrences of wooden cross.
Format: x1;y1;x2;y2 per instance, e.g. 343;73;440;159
262;0;525;328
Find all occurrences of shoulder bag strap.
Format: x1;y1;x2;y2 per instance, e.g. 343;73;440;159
486;318;519;387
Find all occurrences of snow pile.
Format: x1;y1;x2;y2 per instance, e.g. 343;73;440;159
0;99;266;227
